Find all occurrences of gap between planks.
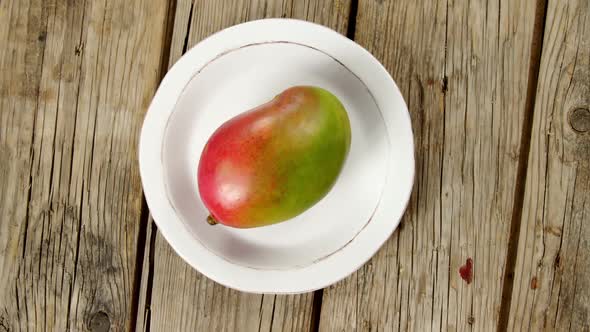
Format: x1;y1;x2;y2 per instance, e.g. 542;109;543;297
310;0;358;330
497;0;549;330
130;0;179;330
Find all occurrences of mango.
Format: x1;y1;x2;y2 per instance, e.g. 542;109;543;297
197;86;351;228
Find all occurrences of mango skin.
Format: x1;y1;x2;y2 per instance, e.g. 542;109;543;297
197;86;351;228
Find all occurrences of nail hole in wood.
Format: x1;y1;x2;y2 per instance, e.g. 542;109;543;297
89;311;110;332
569;107;590;133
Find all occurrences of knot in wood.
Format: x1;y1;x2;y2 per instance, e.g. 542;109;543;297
89;311;110;332
569;107;590;133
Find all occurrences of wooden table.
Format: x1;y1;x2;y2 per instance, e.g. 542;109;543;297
1;0;588;331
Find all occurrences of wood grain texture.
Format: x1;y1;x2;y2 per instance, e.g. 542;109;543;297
0;0;170;330
508;0;590;330
319;0;538;331
137;1;350;331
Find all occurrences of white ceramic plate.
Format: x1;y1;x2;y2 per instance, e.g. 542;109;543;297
139;19;414;294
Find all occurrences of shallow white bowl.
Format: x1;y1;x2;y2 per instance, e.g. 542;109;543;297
139;19;414;294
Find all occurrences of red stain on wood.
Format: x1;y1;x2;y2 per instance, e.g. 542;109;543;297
531;276;538;289
459;258;473;284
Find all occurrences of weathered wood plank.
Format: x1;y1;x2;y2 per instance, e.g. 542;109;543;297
138;0;351;331
319;0;538;331
507;0;590;330
0;0;171;330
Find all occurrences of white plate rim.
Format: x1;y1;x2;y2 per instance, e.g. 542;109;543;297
139;18;415;294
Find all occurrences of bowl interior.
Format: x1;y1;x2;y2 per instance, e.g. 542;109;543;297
162;42;389;270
